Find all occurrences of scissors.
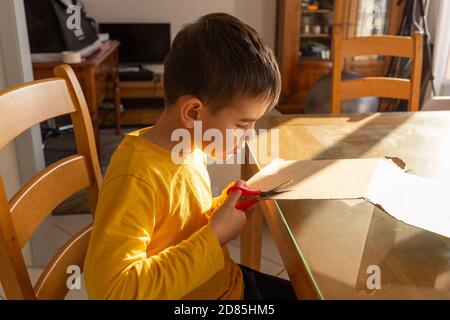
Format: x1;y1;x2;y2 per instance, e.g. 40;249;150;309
226;180;293;210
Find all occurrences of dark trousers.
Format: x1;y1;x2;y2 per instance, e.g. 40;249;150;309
238;264;297;300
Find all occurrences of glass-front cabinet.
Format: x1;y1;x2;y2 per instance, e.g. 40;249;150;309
299;1;334;60
299;0;393;61
277;0;404;112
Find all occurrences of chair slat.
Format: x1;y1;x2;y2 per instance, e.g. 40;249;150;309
331;4;423;115
341;36;415;59
341;77;411;101
0;65;101;300
34;224;92;300
54;65;102;215
10;155;92;248
0;78;76;150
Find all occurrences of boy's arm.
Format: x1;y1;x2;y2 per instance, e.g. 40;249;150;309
208;180;247;218
85;175;225;300
209;183;234;214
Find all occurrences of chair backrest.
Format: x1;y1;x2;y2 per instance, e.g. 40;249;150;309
331;1;423;114
0;65;102;299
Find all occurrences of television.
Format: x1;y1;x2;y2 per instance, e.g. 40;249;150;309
99;23;170;64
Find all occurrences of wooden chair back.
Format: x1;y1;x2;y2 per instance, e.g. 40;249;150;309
0;65;102;299
332;1;423;114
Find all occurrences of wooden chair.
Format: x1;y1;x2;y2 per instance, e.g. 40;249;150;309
0;65;102;299
332;10;423;114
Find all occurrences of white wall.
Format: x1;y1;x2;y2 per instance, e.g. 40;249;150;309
83;0;276;47
0;49;23;199
422;0;450;110
83;0;277;71
428;0;450;97
0;0;51;268
0;14;32;271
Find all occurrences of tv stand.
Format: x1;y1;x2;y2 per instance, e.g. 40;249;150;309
32;40;122;156
104;73;164;126
119;65;155;82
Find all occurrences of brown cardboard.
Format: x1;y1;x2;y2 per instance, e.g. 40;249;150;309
246;157;450;238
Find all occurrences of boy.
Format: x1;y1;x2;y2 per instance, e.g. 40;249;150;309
84;13;296;300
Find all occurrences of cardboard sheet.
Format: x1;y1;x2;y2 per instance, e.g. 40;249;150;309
246;158;450;238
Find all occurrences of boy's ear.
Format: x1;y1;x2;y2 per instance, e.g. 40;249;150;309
179;96;203;129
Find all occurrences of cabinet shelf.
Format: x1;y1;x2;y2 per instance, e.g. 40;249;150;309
301;34;331;38
302;9;332;14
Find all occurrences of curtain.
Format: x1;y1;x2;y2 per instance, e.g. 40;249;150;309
431;0;450;96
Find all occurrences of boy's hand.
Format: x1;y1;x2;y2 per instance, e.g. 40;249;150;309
229;179;257;214
208;190;246;245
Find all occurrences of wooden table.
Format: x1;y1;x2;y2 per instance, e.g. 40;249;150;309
241;111;450;299
32;40;122;152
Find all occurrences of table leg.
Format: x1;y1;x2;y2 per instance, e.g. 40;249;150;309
113;78;121;135
111;60;122;135
240;203;264;270
240;158;263;270
91;112;101;159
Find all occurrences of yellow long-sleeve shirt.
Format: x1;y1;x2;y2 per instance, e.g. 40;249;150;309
84;128;243;299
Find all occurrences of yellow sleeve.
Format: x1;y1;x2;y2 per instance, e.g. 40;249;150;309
206;182;236;219
84;175;225;300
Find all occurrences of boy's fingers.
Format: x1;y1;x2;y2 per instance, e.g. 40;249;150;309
225;190;242;207
234;179;248;188
238;210;247;221
244;206;255;216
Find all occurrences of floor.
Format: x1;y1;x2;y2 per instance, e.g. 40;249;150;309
0;213;288;300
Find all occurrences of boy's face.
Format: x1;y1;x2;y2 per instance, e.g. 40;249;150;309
198;97;270;160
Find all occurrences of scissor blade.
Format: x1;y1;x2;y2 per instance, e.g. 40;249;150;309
271;179;293;192
261;179;293;195
258;189;291;200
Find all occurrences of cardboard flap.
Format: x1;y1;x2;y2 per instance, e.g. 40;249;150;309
247;158;389;201
364;157;407;219
247;158;450;238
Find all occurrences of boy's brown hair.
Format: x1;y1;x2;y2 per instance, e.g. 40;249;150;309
164;13;281;112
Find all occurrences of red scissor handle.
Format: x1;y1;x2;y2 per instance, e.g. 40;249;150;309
226;185;262;210
235;197;260;210
227;185;261;196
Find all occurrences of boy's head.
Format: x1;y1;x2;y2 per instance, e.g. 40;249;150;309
163;13;281;159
